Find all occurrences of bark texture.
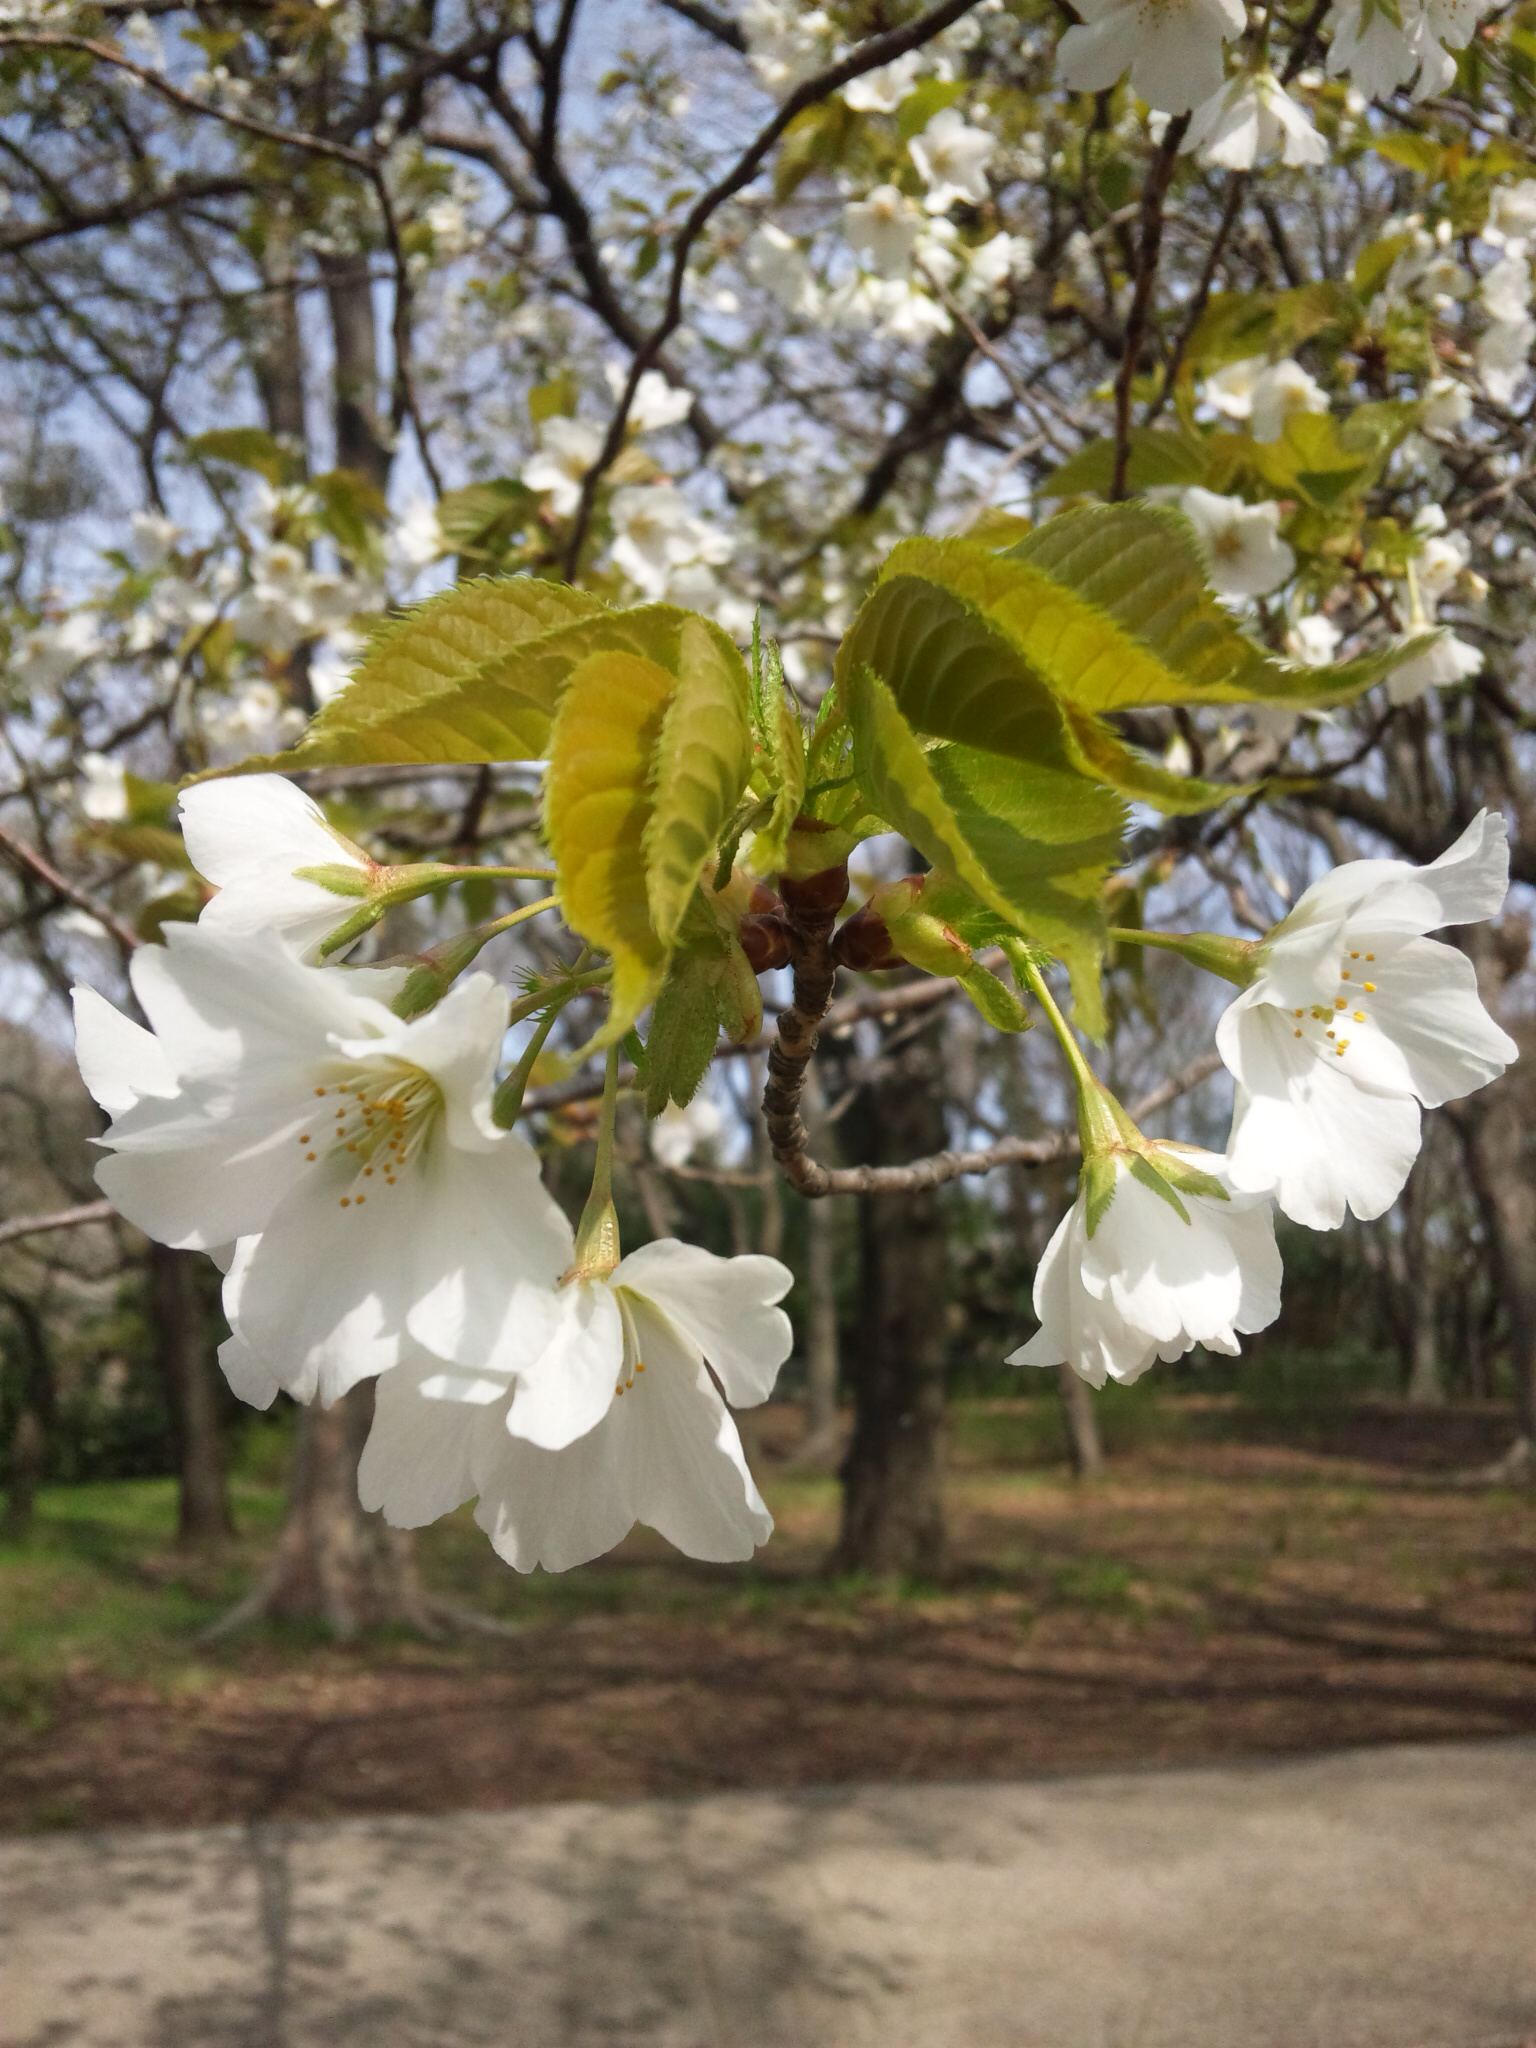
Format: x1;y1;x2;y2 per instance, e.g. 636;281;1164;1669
148;1242;233;1545
207;1387;435;1640
832;1016;949;1576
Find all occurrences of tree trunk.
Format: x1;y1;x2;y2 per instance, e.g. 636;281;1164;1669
206;1386;435;1640
1400;1175;1445;1407
147;1243;233;1546
1;1290;53;1539
800;1206;843;1466
1459;1100;1536;1462
1057;1361;1106;1477
832;1016;948;1576
1453;933;1535;1472
319;255;392;488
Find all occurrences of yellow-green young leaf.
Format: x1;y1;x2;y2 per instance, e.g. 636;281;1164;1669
545;615;753;1043
546;651;676;1039
836;553;1240;814
1061;708;1250;816
746;629;806;877
643;616;754;947
1042;427;1207;499
845;665;1121;1037
858;509;1432;713
642;950;723;1115
219;578;603;774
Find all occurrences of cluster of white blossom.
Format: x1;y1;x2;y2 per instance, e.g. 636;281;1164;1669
1015;812;1516;1385
70;773;1517;1546
73;775;795;1572
1056;0;1497;162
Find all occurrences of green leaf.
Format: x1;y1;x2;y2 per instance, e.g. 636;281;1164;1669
545;616;752;1043
746;625;806;877
435;479;537;558
895;77;966;141
644;617;754;948
844;664;1121;1037
956;962;1030;1033
1061;708;1249;815
311;468;387;561
547;649;676;1039
218;578;603;773
924;507;1428;709
642;951;723;1115
1043;428;1207;499
528;374;577;425
187;426;300;487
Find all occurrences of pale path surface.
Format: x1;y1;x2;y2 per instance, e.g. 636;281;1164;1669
4;1738;1535;2048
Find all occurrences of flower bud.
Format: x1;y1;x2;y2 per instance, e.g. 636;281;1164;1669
739;912;792;974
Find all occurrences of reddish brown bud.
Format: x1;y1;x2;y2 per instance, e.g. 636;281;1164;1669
739;913;793;974
831;904;902;973
779;861;850;921
748;880;784;918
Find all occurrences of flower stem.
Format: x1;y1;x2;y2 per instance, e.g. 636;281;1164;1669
491;1003;565;1128
1109;926;1257;986
504;964;610;1030
1016;955;1133;1163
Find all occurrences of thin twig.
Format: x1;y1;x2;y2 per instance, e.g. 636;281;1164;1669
0;1199;117;1250
0;823;141;954
1111;114;1190;500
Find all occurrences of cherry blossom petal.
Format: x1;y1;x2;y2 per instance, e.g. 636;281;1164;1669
505;1279;624;1451
610;1239;793;1408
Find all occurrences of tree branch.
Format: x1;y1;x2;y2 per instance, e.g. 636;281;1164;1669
0;1200;117;1251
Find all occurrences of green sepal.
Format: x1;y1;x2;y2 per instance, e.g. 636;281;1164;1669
1148;1147;1231;1206
290;862;374;899
1127;1153;1191;1225
315;900;388;960
1081;1153;1121;1239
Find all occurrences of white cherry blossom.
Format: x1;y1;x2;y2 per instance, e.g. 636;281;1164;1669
966;230;1034;294
843;184;923;278
1009;1148;1282;1388
1386;627;1483;705
1249;359;1329;442
1203;357;1263;421
1057;0;1246;115
1326;0;1487;103
75;925;572;1405
1183;71;1328;172
178;772;375;962
843;50;924;113
359;1243;794;1571
608;484;725;599
521;416;603;516
1181;487;1296;598
908;107;994;213
744;223;820;315
79;752;129;823
607;362;692;432
1219;812;1517;1230
1421;376;1472;431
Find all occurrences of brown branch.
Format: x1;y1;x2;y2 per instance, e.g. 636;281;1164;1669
1110;113;1190;500
0;1200;117;1251
0;823;140;955
0;34;374;170
773;1051;1226;1199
